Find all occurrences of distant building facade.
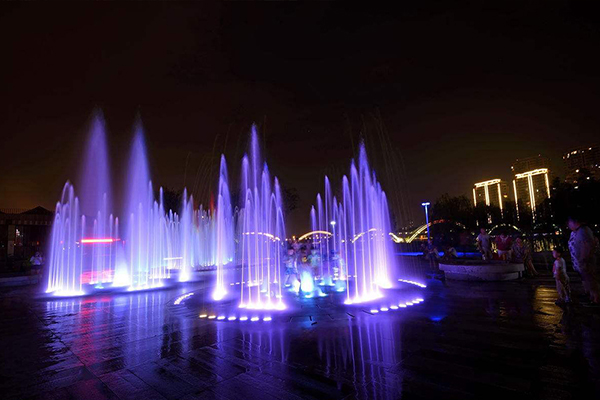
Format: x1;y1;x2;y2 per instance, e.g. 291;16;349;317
0;207;53;272
563;144;600;184
511;155;550;175
511;155;551;219
473;179;509;211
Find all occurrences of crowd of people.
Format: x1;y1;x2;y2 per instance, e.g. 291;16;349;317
26;211;600;307
475;228;538;275
482;212;599;306
426;211;599;306
283;241;345;291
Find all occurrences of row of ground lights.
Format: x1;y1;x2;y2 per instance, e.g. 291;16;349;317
397;279;427;288
369;298;424;314
199;314;272;322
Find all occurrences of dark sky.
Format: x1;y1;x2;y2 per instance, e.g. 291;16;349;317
2;2;600;233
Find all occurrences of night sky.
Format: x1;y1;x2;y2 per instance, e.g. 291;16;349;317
2;2;600;233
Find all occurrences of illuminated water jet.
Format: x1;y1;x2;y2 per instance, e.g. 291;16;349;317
46;114;235;296
238;125;286;310
309;143;397;304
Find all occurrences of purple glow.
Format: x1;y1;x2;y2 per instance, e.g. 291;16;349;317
309;144;399;305
239;125;286;310
212;155;234;301
47;114;236;296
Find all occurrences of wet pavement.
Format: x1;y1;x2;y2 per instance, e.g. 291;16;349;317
1;273;599;400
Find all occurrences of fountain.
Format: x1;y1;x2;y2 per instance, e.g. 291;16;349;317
309;143;397;304
238;125;287;310
212;155;234;300
46;110;422;324
46;113;235;296
47;112;115;296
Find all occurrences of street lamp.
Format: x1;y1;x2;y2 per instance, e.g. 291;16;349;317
421;202;431;240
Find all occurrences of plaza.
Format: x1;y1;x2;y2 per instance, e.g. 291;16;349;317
3;4;600;400
1;270;598;399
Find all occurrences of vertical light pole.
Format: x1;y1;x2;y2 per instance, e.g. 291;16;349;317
421;202;431;240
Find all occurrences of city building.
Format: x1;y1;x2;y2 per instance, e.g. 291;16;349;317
511;154;550;174
563;144;600;184
472;179;509;211
511;155;551;219
0;207;53;272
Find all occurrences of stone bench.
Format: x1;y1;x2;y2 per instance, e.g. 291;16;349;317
439;262;525;281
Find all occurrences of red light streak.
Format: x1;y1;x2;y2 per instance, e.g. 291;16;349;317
80;238;119;244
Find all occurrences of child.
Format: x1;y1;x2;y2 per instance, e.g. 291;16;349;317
307;249;321;279
552;247;571;304
284;248;299;288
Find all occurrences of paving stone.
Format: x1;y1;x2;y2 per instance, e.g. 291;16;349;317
1;273;599;399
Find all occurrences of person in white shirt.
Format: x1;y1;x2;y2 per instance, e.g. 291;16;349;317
567;212;599;304
476;228;492;261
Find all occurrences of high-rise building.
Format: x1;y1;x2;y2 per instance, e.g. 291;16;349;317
511;155;551;219
511;155;550;174
563;144;600;184
473;179;509;211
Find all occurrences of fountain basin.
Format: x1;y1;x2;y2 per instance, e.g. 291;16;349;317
169;280;427;324
439;261;524;281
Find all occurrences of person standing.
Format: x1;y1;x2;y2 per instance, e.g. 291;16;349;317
567;212;599;305
426;239;439;270
30;251;43;275
284;248;299;288
512;237;538;276
552;247;571;304
476;228;492;261
495;231;513;263
522;238;538;277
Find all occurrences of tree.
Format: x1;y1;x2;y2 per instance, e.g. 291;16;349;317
281;185;300;214
543;176;600;231
432;194;475;228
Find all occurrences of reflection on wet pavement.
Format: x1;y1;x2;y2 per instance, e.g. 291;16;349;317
1;273;599;399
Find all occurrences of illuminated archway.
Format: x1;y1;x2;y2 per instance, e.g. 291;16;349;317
297;230;332;242
392;219;468;244
488;224;522;234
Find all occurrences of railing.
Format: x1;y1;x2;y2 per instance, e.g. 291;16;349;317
0;208;31;215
